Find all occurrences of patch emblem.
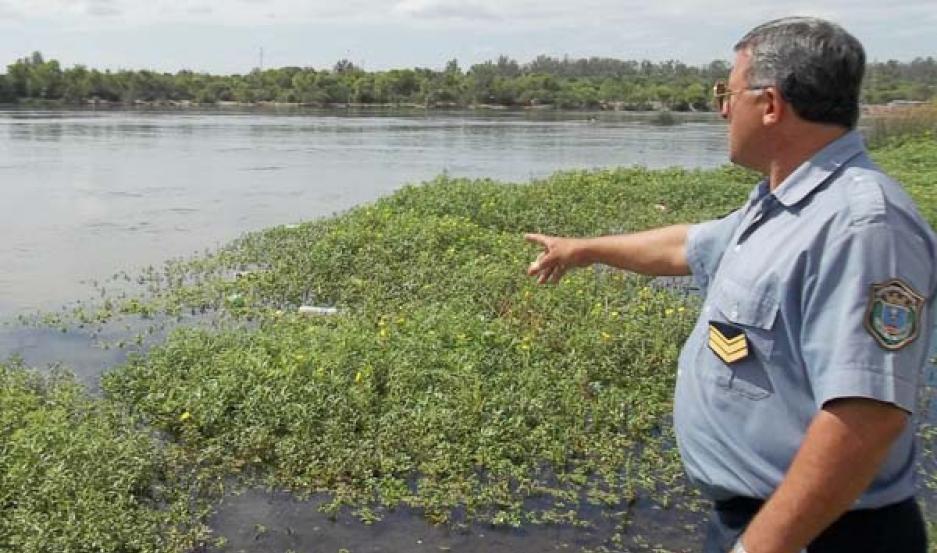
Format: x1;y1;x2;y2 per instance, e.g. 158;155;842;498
708;321;749;364
864;279;925;350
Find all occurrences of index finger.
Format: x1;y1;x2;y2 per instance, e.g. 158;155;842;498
524;233;549;247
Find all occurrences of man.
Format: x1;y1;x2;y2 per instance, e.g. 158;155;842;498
525;17;936;553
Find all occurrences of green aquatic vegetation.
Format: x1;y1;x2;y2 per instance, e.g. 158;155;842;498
103;272;699;527
0;360;212;552
9;133;937;549
88;162;751;533
872;132;937;227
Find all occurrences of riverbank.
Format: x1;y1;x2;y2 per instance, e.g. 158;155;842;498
5;97;931;115
2;97;703;114
2;134;936;552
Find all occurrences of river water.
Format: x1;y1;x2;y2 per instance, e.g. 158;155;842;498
0;107;728;316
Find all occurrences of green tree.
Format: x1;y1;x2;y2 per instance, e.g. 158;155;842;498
2;52;932;109
62;65;92;103
352;74;379;103
333;59;361;75
681;82;708;111
379;69;421;103
0;74;11;102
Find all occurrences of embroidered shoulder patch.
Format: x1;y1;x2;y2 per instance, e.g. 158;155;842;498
864;279;926;351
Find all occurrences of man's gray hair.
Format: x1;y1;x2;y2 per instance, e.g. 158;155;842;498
735;17;865;129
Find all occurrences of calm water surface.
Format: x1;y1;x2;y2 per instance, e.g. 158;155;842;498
0;108;729;315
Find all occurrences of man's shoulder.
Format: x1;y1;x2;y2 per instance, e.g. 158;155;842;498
827;157;930;233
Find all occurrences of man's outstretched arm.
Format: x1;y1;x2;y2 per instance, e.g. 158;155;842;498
525;224;692;284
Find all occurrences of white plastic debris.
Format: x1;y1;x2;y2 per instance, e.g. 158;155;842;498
298;305;340;316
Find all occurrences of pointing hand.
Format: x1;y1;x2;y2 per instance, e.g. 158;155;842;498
524;233;581;285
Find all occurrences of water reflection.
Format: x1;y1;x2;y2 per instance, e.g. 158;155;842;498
0;324;134;392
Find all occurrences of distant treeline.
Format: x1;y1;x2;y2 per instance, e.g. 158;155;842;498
1;52;935;110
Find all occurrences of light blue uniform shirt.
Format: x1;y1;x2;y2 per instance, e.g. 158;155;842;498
675;130;937;508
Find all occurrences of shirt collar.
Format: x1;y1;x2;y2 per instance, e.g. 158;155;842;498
771;130;866;208
748;179;770;204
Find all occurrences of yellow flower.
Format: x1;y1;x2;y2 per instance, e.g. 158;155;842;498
601;331;612;341
665;308;675;316
179;411;192;422
355;371;363;384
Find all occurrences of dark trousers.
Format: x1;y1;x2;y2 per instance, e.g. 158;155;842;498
703;496;927;553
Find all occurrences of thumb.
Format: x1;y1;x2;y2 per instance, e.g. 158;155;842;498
528;252;547;274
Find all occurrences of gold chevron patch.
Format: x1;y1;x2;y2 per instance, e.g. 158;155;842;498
708;321;749;364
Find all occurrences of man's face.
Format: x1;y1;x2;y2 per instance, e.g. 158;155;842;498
723;49;768;171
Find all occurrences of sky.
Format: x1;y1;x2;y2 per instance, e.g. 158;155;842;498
0;0;934;74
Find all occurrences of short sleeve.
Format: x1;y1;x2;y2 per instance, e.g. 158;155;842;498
801;222;934;413
686;209;743;296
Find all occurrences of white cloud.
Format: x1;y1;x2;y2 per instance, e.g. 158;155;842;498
85;0;121;16
392;0;500;21
186;5;213;16
0;1;18;18
0;0;933;71
4;0;936;31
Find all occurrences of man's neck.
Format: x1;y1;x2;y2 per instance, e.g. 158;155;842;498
767;125;850;191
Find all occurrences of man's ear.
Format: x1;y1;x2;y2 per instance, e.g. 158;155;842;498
761;87;783;126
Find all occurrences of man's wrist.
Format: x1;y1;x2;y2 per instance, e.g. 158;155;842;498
570;237;593;267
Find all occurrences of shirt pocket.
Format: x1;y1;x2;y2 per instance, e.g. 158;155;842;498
700;276;780;400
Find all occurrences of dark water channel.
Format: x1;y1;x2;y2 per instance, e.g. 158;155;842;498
208;488;704;553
